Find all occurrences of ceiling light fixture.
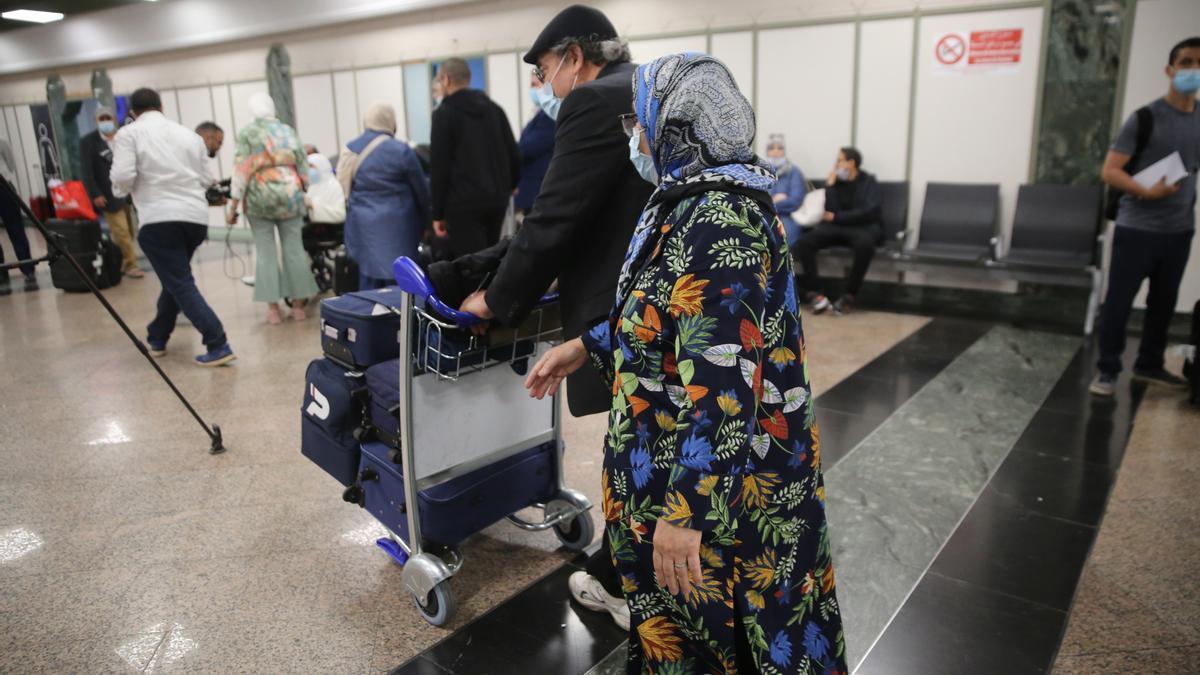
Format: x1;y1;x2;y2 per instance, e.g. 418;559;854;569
1;9;65;23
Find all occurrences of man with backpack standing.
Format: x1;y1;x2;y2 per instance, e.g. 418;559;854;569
1092;37;1200;396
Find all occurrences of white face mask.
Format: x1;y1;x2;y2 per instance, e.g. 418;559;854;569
534;55;576;120
629;130;658;185
836;167;850;181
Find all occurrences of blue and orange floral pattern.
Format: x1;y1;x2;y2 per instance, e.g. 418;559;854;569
583;190;847;674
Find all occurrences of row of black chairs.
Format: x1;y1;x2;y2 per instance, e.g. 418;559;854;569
816;181;1105;334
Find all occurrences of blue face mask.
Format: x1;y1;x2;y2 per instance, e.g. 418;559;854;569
1174;68;1200;95
534;56;574;120
528;87;541;110
309;169;320;184
629;131;658;185
98;120;116;135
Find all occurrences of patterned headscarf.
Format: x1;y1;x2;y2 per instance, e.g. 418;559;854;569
615;52;775;305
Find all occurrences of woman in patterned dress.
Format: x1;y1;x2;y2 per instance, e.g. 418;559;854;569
227;92;318;324
525;53;847;674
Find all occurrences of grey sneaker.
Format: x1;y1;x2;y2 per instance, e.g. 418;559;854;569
832;294;855;316
808;294;831;315
1089;372;1117;397
1132;368;1187;388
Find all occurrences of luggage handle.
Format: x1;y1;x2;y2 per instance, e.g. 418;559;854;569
392;256;558;328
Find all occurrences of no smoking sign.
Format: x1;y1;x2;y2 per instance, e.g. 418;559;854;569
936;34;966;65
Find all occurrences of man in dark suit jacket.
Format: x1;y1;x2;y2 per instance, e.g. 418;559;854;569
80;106;142;277
430;58;521;258
458;5;654;629
460;8;652;418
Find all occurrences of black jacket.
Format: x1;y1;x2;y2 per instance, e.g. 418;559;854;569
430;89;520;219
826;170;882;226
485;61;654;415
79;130;127;212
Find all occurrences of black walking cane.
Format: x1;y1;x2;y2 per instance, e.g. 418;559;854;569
0;179;226;454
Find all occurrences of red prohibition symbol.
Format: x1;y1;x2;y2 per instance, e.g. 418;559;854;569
936;34;966;65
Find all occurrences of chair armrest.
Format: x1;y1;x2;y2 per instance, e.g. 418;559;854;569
989;236;1002;261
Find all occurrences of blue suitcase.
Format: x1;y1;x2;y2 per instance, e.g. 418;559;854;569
300;358;368;486
319;287;405;368
346;441;558;547
365;358;402;447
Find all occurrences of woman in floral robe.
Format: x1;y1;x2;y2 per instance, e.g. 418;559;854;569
526;53;846;674
227;92;317;323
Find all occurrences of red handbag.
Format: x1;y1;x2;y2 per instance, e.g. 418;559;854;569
49;180;98;221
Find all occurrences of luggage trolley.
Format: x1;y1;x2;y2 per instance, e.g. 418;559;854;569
365;257;594;626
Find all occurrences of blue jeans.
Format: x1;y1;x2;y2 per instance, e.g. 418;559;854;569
0;183;34;277
138;221;228;351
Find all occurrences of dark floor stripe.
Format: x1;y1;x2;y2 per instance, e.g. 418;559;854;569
392;316;984;674
856;341;1147;675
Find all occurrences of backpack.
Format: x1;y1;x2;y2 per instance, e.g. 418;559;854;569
335;134;389;201
1103;106;1154;221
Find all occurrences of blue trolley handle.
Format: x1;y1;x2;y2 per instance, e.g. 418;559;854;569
392;256;558;328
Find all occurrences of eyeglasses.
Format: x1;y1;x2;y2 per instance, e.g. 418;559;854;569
531;65;546;83
619;113;640;138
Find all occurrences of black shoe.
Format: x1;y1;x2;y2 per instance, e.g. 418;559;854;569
1132;368;1187;388
832;294;855;316
0;277;10;296
1089;371;1117;397
23;274;38;291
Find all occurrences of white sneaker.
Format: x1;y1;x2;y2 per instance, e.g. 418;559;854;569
568;571;630;631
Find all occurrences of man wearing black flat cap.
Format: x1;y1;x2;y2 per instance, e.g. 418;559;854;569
457;4;651;631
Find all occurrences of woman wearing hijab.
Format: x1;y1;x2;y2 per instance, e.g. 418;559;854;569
228;92;317;324
525;53;846;673
339;103;431;289
766;134;808;248
305;153;345;224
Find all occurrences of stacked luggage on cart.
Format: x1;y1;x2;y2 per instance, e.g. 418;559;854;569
300;257;593;625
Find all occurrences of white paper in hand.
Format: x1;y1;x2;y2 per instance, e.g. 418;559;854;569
1131;151;1188;190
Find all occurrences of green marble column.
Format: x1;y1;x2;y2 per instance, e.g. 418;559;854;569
267;44;296;128
1033;0;1131;184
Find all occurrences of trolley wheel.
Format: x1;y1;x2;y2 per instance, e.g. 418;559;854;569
413;581;456;627
553;511;595;552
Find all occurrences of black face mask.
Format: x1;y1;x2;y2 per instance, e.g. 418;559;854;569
207;149;218;158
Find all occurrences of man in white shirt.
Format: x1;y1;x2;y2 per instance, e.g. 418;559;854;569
0;137;38;295
110;88;235;366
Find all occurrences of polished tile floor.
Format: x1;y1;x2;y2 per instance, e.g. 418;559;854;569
2;229;1196;674
0;233;925;672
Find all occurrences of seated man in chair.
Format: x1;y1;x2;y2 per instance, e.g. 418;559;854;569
792;146;882;316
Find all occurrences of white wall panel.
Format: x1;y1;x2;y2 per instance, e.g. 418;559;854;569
710;31;754;106
519;69;537;128
403;62;430;144
627;35;708;64
909;8;1044;255
487;52;522;139
757;24;856;176
1122;0;1200;311
159;89;181;123
856;18;914;181
175;87;218;179
333;70;359;148
3;106;32;199
292;73;338;159
355;65;406;142
228;80;269;140
209;84;236;180
15;105;45;197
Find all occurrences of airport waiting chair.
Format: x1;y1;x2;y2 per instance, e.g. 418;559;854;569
988;183;1106;334
907;182;1001;262
998;184;1102;269
878;181;909;256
